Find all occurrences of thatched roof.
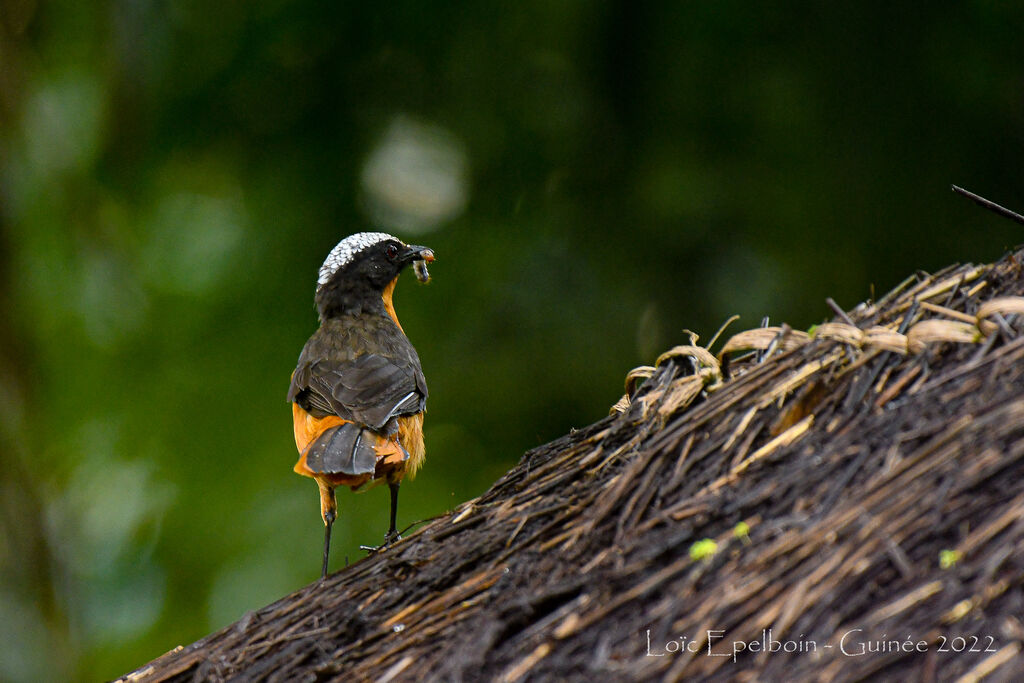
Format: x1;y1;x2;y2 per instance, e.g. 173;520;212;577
120;247;1024;682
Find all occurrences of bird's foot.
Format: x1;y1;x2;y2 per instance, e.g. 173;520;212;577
359;530;402;554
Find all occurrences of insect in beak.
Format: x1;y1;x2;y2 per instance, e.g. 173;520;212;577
411;248;434;283
413;259;431;283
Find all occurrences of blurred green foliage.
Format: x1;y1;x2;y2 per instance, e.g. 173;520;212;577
1;1;1022;680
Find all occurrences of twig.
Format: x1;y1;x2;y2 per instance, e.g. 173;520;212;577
826;297;856;327
707;314;740;352
951;185;1024;227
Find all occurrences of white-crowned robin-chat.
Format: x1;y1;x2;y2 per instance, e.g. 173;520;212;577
288;232;434;578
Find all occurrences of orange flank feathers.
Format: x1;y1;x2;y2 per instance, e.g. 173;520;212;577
292;401;347;456
396;412;425;479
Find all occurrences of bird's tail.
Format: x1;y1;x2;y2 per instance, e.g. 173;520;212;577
294;422;409;486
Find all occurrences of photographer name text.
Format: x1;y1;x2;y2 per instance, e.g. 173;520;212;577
646;628;997;663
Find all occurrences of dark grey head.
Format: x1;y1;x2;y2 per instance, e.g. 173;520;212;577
315;232;434;320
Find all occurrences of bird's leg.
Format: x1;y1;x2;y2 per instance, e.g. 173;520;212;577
360;482;402;553
321;517;333;579
385;482;401;545
318;480;337;579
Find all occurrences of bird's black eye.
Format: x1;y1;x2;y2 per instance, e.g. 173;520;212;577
385;243;399;260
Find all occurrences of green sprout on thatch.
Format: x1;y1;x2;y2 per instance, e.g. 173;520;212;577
689;538;718;561
734;521;751;544
807;324;819;336
939;549;962;569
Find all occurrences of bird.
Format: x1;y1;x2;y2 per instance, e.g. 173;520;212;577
287;231;434;578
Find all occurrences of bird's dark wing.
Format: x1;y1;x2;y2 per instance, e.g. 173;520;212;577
289;354;427;432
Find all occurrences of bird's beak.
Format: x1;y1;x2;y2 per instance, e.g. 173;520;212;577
408;245;434;263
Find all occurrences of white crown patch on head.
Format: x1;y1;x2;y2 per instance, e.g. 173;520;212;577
317;231;400;288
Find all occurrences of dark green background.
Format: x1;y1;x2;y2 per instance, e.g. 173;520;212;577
1;2;1022;680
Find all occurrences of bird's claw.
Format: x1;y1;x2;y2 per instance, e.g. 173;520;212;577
360;531;402;554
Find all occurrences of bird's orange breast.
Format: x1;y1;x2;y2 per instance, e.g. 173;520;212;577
382;276;403;332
